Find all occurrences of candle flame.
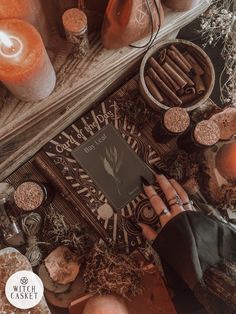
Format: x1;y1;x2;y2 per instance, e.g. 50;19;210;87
0;32;23;58
0;31;13;48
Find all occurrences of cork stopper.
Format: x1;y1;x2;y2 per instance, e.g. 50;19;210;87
194;120;220;146
164;107;190;134
14;181;45;211
62;8;87;34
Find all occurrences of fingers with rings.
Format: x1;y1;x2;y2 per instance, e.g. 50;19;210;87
169;178;195;211
140;175;193;241
143;184;171;227
155;174;184;215
167;194;183;207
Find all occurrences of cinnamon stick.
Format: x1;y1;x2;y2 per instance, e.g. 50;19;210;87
162;62;187;88
180;86;196;105
147;68;182;106
169;45;192;70
148;57;180;91
180;93;196;105
162;96;173;107
156;48;166;65
183;52;204;75
193;75;206;94
165;55;194;86
177;88;184;96
145;75;164;103
167;49;192;74
184;86;196;95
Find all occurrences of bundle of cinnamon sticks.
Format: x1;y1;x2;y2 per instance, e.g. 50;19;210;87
145;44;206;107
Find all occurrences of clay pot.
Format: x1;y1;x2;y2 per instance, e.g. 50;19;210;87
162;0;194;11
215;141;236;182
101;0;164;49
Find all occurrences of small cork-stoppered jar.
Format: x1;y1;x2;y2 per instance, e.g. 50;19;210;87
152;107;190;143
0;183;25;247
62;8;89;57
14;181;53;211
177;120;220;153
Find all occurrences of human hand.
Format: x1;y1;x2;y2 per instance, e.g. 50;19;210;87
139;174;195;241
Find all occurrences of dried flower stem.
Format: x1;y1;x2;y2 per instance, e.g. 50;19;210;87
199;0;236;104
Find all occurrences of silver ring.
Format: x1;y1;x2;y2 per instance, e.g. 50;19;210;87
168;194;183;207
149;193;158;201
159;208;169;217
183;200;194;209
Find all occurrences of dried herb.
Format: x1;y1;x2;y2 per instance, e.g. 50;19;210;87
116;89;154;129
199;0;235;104
157;151;199;182
43;206;93;256
83;243;143;299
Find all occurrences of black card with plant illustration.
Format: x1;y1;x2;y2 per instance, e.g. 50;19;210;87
40;80;161;253
72;124;155;210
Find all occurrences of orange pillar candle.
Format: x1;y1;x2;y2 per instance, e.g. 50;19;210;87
0;0;49;46
0;19;56;101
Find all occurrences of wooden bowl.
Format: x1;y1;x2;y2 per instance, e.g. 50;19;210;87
139;39;215;112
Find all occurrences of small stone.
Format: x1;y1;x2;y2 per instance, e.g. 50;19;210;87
97;203;114;220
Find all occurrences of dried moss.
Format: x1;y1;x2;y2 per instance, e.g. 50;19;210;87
83;243;143;299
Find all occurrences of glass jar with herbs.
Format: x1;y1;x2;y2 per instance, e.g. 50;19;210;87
152;107;190;143
177;120;221;153
0;182;25;247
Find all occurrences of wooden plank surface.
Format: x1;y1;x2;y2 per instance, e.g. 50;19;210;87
0;0;210;180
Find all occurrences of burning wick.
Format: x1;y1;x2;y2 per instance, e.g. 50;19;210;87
0;31;23;58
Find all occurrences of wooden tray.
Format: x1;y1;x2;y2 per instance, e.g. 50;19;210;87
33;75;163;253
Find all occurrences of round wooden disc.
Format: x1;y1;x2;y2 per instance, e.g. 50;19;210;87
44;265;85;308
38;264;71;294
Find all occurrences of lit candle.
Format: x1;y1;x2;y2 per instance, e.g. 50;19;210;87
0;19;56;102
0;0;49;45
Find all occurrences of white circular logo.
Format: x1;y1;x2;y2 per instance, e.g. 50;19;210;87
5;270;44;309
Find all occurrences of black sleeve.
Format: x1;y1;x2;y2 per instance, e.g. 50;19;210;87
152;211;236;290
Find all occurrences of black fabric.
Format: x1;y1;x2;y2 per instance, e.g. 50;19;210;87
152;211;236;290
162;260;208;314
